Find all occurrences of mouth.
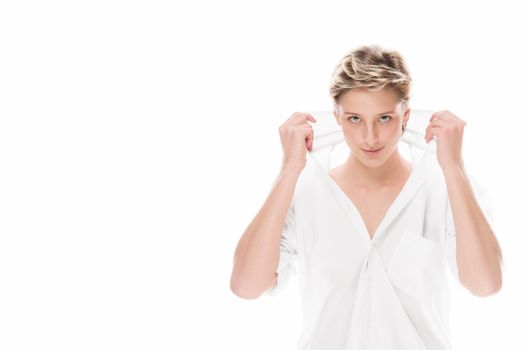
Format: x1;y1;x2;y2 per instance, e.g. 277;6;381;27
362;147;384;155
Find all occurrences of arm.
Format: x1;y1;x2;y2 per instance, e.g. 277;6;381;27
230;161;302;300
443;163;503;297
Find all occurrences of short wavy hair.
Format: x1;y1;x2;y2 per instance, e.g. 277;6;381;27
329;44;412;107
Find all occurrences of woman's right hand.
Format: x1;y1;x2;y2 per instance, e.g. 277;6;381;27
279;112;317;172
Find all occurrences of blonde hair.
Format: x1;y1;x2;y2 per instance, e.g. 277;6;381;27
329;44;412;107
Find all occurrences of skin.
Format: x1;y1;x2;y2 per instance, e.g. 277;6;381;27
330;87;413;239
331;87;503;297
332;87;412;186
424;109;503;296
231;87;503;299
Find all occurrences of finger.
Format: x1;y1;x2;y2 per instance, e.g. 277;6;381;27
430;111;449;122
285;112;305;125
428;118;447;127
306;114;317;123
434;111;460;124
306;129;314;150
305;136;311;151
425;129;436;143
425;123;438;132
425;131;431;143
288;113;316;126
425;124;439;142
454;118;467;127
308;129;314;151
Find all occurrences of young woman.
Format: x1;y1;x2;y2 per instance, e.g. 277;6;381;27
230;44;503;350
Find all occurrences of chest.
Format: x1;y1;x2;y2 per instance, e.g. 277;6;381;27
328;171;409;240
348;189;406;240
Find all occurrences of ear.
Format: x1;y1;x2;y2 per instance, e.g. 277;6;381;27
403;106;411;125
333;103;342;126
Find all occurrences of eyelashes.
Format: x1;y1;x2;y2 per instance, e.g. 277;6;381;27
347;115;392;123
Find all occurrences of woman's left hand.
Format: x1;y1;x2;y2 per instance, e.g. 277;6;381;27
424;110;467;170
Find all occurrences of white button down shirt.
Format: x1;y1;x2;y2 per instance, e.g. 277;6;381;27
265;141;493;350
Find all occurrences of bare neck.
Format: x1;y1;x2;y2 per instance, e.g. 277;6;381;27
342;149;412;188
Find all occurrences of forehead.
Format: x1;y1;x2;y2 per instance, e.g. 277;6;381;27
340;87;399;105
338;88;401;115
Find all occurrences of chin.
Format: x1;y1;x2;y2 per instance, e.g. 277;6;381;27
355;147;392;166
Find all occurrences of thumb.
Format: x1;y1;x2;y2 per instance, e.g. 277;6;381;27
306;114;317;123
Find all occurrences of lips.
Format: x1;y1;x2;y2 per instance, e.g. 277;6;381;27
362;147;383;152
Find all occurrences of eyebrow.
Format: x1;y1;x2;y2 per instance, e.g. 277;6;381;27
343;110;396;116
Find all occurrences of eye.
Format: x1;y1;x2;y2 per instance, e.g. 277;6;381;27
347;115;392;123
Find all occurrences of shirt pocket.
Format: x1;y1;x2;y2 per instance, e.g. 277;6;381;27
386;229;445;297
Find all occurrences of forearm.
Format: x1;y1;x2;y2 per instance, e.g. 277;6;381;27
443;162;503;296
230;162;302;299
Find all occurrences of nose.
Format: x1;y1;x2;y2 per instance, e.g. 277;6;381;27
362;122;379;146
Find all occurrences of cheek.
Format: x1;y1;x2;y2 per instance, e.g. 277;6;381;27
384;123;402;137
341;127;360;143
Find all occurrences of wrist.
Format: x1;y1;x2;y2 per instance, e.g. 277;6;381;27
280;161;303;176
442;162;466;181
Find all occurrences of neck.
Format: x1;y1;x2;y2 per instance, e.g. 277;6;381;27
344;148;412;187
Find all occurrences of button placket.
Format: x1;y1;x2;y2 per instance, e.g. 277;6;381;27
364;239;375;269
365;240;375;348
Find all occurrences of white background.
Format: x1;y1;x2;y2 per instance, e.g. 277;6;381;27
0;0;522;349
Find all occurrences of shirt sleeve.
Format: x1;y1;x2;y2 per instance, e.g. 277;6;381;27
265;197;299;296
445;175;495;284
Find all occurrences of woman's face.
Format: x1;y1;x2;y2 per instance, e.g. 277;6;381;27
333;87;410;167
